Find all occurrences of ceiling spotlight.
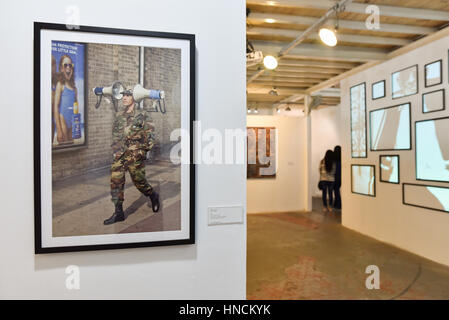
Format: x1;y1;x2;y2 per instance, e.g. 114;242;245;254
319;27;337;47
263;55;278;70
276;108;281;114
285;106;291;112
265;18;276;23
254;108;259;114
248;109;252;114
269;88;278;96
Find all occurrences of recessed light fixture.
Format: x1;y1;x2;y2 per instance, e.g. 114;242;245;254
247;109;252;114
266;1;278;5
265;18;276;23
319;27;337;47
263;55;278;70
254;108;259;114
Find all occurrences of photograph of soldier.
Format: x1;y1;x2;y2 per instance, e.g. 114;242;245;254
51;43;182;237
105;88;160;225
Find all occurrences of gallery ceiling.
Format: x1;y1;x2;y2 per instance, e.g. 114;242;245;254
246;0;449;110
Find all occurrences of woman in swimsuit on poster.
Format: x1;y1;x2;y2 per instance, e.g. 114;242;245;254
53;54;78;144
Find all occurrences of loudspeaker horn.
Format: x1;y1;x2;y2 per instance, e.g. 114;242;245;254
132;84;165;102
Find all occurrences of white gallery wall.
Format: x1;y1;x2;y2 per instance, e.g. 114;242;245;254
247;115;307;213
340;34;449;266
311;106;342;197
0;0;247;299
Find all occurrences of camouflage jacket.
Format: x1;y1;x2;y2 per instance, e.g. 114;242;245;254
111;106;155;158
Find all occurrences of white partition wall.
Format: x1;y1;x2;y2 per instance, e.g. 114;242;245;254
340;34;449;266
0;0;246;299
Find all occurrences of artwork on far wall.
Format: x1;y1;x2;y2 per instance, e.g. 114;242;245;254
372;80;386;100
350;83;367;158
370;103;411;151
403;183;449;213
415;116;449;183
422;89;445;113
34;22;196;253
392;65;418;99
247;127;277;179
424;59;442;88
379;155;400;184
351;164;376;197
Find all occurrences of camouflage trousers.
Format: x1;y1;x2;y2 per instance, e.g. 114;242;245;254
110;150;153;205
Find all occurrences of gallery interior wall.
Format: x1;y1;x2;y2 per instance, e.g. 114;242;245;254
0;0;246;299
311;106;342;197
340;34;449;266
247;115;307;213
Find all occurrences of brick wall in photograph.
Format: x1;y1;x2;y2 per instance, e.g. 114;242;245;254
144;47;182;159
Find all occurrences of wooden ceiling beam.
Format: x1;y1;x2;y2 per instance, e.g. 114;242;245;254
253;41;388;62
248;27;412;46
247;0;449;21
247;12;436;35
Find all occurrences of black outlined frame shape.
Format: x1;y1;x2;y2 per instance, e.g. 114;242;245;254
350;82;367;158
372;80;386;100
424;59;443;88
351;164;376;197
34;22;196;254
422;88;445;114
391;64;418;100
403;183;449;214
369;102;412;152
415;116;449;184
379;155;400;184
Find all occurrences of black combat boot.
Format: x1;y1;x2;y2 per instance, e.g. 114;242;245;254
148;191;160;213
104;203;125;225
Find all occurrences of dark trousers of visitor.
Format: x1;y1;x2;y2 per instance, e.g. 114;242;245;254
321;181;335;208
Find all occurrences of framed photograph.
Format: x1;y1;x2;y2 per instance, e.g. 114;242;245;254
247;127;277;179
351;164;376;197
370;103;411;151
391;65;418;99
403;183;449;213
415;116;449;183
372;80;385;100
424;59;442;88
422;89;445;114
379;155;400;184
34;22;195;253
350;83;367;158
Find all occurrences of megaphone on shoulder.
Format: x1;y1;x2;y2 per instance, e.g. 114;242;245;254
132;84;165;102
93;81;125;100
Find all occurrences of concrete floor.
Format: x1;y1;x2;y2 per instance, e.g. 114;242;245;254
52;161;181;237
247;197;449;300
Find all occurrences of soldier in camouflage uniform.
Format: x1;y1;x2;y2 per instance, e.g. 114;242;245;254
104;88;160;225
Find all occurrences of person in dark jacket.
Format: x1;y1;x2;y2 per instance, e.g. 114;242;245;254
333;145;342;210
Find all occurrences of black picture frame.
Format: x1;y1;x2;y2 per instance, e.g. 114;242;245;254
424;59;443;88
379;155;400;184
415;116;449;184
34;22;196;254
403;183;449;214
351;164;376;197
372;80;386;100
369;102;412;152
391;64;418;100
350;82;368;158
422;89;445;114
